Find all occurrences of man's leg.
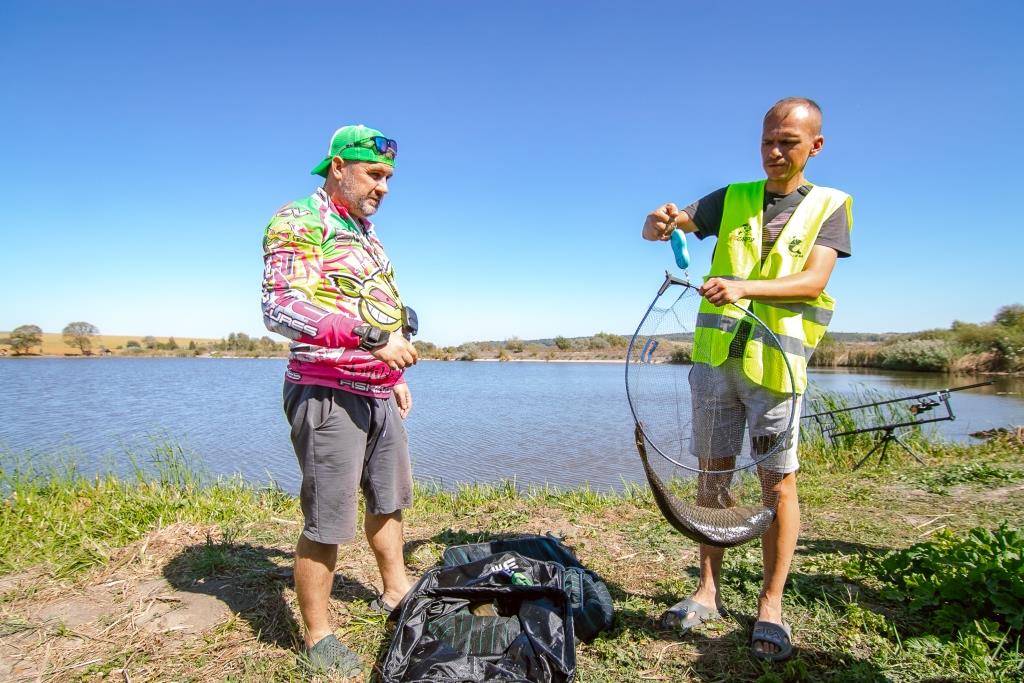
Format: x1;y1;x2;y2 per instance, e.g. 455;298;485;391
755;471;799;656
294;534;339;648
363;396;415;610
663;361;743;627
690;543;725;609
283;382;368;654
365;510;413;608
660;455;734;627
688;457;736;612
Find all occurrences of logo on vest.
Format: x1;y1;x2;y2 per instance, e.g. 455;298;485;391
787;237;805;257
729;223;753;243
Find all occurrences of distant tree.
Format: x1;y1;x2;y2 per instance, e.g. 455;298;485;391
505;336;525;353
593;331;628;348
142;335;157;350
669;344;693;364
166;336;178;350
9;324;43;355
188;340;197;350
413;340;437;357
62;321;99;354
458;342;479;361
126;340;141;349
554;335;571;351
994;304;1024;329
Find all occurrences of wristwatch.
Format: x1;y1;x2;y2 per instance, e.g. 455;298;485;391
354;324;390;351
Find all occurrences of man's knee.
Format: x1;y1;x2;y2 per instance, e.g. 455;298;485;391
296;533;339;563
365;509;403;526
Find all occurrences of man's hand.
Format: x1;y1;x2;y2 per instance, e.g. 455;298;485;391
371;333;418;370
393;383;412;418
700;277;748;306
642;203;680;241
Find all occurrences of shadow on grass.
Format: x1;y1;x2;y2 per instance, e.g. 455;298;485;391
163;538;380;653
619;535;903;682
686;628;892;683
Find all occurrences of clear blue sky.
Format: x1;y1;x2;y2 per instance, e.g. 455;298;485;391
2;1;1022;346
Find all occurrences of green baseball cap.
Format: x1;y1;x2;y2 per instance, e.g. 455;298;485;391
310;124;396;176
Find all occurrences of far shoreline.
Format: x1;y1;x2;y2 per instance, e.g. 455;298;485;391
2;353;1022;377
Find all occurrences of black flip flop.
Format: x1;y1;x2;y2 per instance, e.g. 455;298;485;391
751;620;793;661
369;596;397;620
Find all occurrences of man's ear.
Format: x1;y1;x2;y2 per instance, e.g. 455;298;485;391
330;155;346;176
809;135;825;157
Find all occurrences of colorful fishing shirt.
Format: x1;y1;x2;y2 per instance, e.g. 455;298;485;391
262;188;406;398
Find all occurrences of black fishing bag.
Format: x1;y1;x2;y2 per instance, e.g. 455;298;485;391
381;551;576;683
442;534;614;642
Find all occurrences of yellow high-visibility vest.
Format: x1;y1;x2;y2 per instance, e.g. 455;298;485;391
693;180;852;394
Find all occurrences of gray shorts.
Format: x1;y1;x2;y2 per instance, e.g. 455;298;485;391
688;360;802;474
283;382;413;544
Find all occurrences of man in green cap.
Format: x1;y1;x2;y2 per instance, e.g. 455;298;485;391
262;124;418;675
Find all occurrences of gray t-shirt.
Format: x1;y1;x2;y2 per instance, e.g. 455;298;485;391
683;185;851;258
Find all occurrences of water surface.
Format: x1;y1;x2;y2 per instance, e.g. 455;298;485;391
1;358;1020;492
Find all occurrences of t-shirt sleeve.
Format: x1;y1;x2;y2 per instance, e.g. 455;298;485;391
813;204;852;257
681;187;727;239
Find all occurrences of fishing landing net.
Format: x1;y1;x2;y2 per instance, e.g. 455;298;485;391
625;274;798;548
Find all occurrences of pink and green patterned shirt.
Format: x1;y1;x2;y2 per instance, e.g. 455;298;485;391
262;188;406;398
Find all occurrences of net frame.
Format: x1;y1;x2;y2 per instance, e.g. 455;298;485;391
624;273;799;547
625;273;798;475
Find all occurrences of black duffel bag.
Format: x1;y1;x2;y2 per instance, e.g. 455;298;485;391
381;551;576;683
442;534;614;642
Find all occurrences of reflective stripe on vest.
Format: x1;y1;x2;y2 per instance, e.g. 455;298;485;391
695;180;852;394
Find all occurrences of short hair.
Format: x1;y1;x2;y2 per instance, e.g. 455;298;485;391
765;97;822;133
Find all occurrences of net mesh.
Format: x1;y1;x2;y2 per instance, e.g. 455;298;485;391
625;276;797;547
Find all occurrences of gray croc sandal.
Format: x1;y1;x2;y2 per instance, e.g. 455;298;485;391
369;596;398;620
658;597;724;632
751;620;793;662
304;634;362;676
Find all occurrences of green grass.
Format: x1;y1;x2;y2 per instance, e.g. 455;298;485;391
895;460;1024;494
0;432;1022;681
0;443;298;578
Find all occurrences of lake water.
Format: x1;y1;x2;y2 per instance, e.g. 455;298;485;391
0;358;1021;492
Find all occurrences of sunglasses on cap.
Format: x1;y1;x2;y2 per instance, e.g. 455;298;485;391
340;136;398;159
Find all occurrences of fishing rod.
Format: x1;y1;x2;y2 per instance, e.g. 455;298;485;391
802;380;995;469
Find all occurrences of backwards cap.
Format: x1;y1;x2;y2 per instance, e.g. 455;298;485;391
310;124;395;176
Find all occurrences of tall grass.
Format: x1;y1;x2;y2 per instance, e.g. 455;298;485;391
0;443;296;578
801;387;925;461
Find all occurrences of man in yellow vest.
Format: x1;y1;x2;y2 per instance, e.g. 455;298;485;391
641;97;852;661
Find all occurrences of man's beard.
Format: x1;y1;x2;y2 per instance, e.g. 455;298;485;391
358;196;380;217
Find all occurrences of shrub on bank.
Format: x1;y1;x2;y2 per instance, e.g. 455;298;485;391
876;339;959;372
862;524;1024;638
669;344;692;364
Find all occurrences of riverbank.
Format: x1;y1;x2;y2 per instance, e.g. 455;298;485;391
6;321;1023;376
0;332;287;358
1;435;1021;682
